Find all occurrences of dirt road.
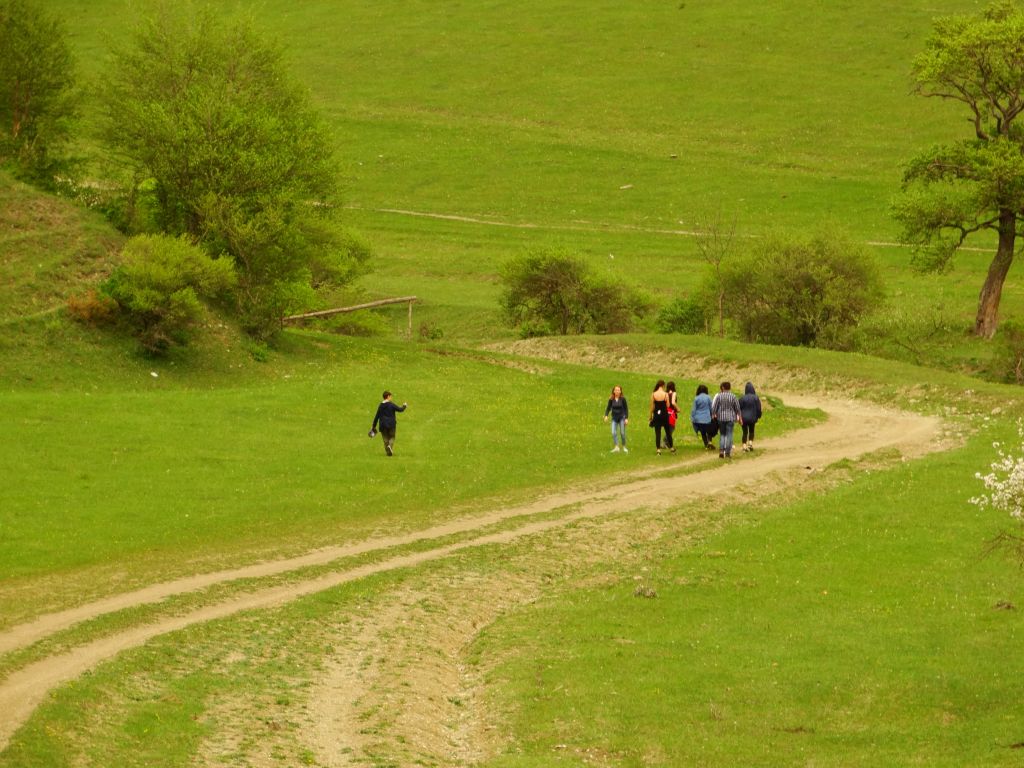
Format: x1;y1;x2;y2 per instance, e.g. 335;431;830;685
0;394;946;757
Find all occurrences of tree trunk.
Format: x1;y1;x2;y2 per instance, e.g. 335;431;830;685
975;210;1017;338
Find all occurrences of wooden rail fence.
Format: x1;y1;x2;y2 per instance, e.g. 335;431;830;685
282;296;418;338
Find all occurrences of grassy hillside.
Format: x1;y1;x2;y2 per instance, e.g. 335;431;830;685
38;0;1020;357
0;172;121;324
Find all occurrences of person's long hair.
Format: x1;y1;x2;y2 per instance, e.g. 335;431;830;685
653;379;665;392
610;385;623;398
696;384;708;396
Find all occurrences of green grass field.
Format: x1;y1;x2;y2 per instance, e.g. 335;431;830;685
473;431;1024;767
44;0;1020;350
2;0;1024;765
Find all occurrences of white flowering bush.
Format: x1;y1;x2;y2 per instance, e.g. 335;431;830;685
971;420;1024;565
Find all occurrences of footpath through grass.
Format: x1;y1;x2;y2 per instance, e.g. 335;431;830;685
0;331;814;622
472;426;1024;767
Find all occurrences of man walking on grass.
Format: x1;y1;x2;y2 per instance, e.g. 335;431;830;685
370;390;408;456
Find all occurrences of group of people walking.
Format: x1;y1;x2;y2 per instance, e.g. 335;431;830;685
604;380;762;459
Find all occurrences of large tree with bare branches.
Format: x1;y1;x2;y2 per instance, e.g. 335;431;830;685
895;1;1024;338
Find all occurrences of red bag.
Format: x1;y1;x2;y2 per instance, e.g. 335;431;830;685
668;407;678;427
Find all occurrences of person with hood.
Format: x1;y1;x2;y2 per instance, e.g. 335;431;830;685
739;381;763;452
370;390;408;456
690;383;715;449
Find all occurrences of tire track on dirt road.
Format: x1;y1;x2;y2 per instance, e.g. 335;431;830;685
0;395;945;751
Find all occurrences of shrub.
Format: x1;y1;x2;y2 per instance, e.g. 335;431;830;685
66;289;118;326
995;319;1024;384
655;295;710;334
418;321;444;341
722;229;884;349
102;234;236;354
971;419;1024;566
852;298;962;367
500;248;648;336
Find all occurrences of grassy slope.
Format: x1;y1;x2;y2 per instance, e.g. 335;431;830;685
45;0;1019;351
475;431;1024;767
0;172;121;323
1;1;1023;764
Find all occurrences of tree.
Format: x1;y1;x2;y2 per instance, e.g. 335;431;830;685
0;0;78;182
894;1;1024;338
721;230;884;349
500;248;648;336
100;4;369;338
971;420;1024;567
694;210;739;337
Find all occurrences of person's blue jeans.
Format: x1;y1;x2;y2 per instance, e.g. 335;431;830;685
611;419;627;447
719;420;736;456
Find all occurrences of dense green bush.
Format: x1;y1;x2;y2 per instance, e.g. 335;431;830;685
722;230;884;349
102;235;236;354
655;294;711;334
500;248;649;337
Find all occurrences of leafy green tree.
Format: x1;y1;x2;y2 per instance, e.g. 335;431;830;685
894;1;1024;338
102;234;236;354
0;0;78;182
100;4;369;338
500;248;648;337
721;230;884;349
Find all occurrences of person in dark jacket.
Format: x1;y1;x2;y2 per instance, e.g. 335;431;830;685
604;385;630;453
370;390;408;456
738;381;762;452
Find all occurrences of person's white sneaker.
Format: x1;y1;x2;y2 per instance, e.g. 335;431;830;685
611;446;620;452
623;447;629;453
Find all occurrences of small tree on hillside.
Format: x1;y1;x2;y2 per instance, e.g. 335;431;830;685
0;0;78;183
100;4;369;338
500;248;648;337
894;1;1024;339
694;210;739;337
721;230;884;349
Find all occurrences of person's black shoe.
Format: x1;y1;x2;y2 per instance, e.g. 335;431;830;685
385;444;393;456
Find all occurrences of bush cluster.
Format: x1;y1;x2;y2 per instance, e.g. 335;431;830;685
500;249;649;337
99;235;236;354
721;230;884;349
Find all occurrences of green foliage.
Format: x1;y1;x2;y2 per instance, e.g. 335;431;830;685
853;298;963;367
500;248;648;337
99;3;369;338
722;230;884;349
994;318;1024;383
895;1;1024;337
101;234;236;354
655;294;711;334
0;0;78;183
